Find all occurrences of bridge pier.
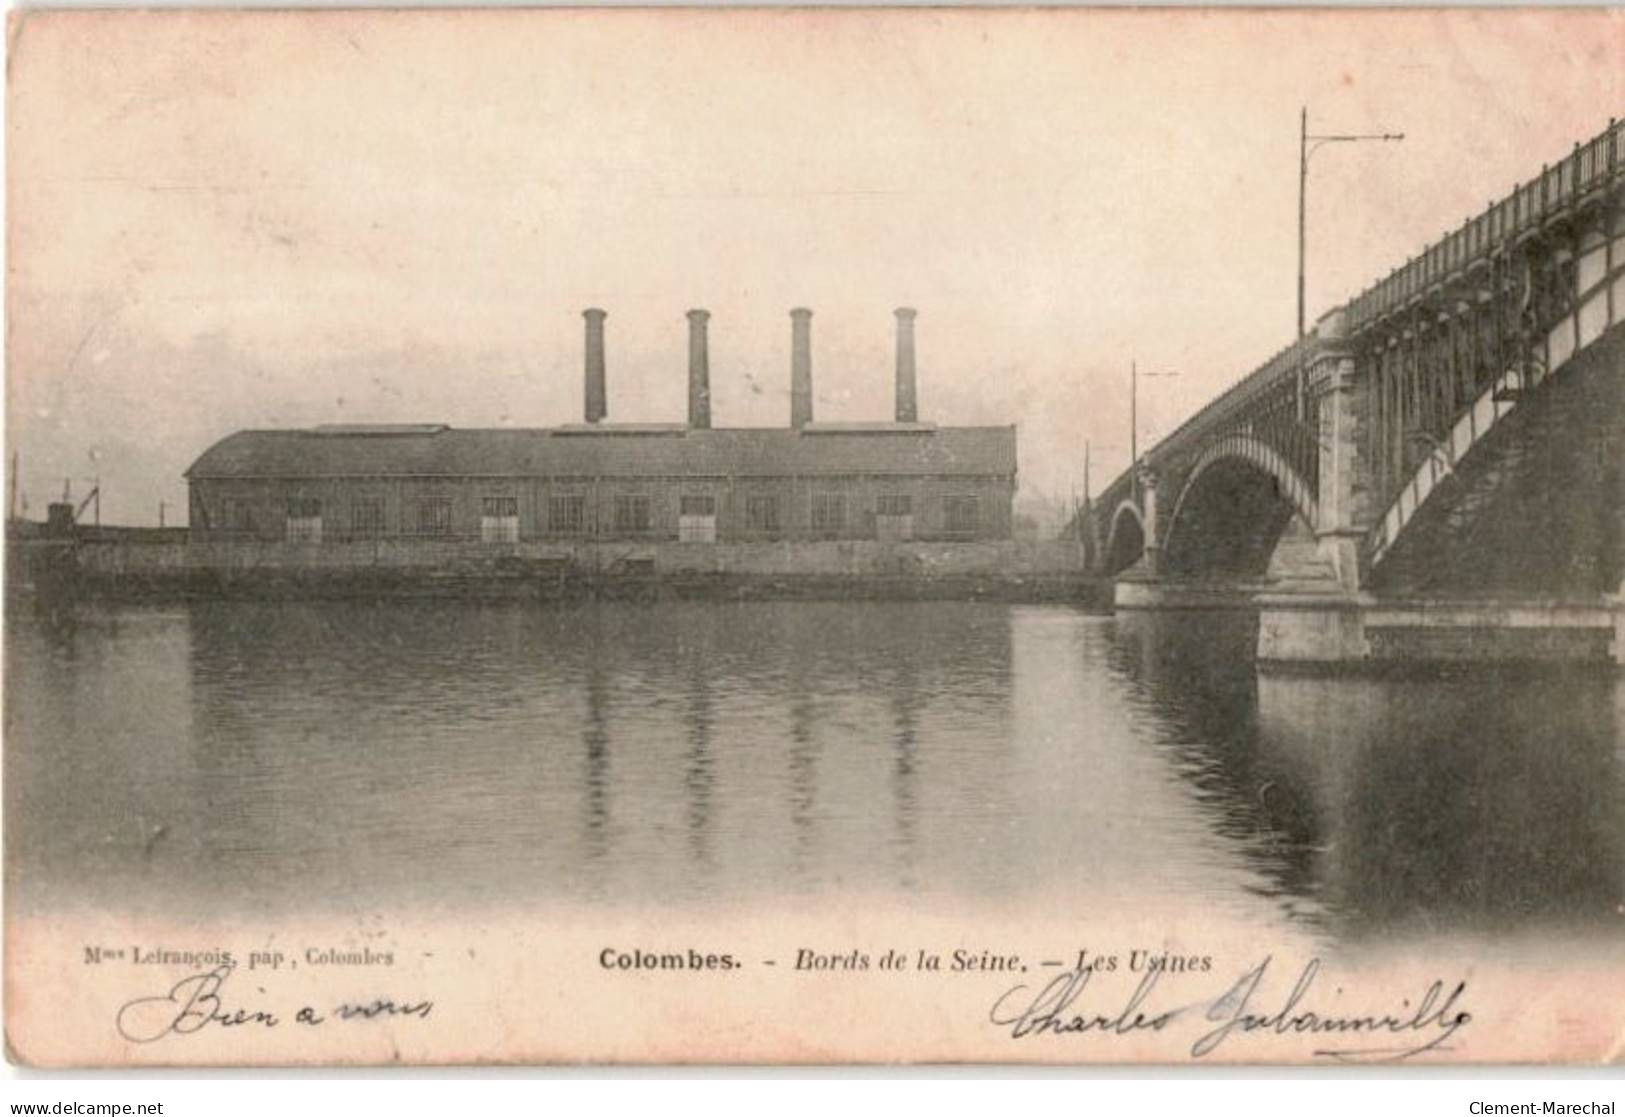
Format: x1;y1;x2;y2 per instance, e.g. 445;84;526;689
1254;593;1370;663
1135;467;1161;579
1113;574;1258;611
1256;593;1624;668
1117;576;1624;665
1307;309;1371;595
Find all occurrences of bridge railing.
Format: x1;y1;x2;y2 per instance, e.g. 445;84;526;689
1151;338;1311;460
1092;333;1314;536
1347;118;1623;333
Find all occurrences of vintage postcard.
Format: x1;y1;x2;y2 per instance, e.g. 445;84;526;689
4;6;1623;1067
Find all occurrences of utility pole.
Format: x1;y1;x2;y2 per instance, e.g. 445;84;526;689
1131;363;1181;500
1081;439;1093;555
1298;106;1308;340
89;449;102;528
1299;105;1404;339
159;500;167;529
1130;361;1137;496
8;450;17;522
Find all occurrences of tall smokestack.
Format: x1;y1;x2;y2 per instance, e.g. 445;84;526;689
790;307;813;428
583;308;607;423
687;309;711;430
894;307;918;423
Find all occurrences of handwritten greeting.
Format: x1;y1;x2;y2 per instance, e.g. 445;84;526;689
115;961;432;1044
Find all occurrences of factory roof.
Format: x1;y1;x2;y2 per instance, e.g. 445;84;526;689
186;424;1017;480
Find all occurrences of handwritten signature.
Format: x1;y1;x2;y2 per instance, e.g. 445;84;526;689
989;955;1471;1062
115;961;433;1044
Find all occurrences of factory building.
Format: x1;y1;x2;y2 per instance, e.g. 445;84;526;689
186;309;1017;548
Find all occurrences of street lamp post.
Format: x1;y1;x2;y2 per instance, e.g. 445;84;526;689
1298;106;1404;340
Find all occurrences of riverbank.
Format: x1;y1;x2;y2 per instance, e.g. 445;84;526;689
7;536;1110;607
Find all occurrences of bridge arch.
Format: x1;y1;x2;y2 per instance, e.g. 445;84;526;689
1162;434;1320;580
1102;500;1146;575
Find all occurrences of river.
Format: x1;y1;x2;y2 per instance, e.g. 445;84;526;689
6;600;1622;956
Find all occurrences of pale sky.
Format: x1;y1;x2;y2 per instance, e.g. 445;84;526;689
7;7;1620;525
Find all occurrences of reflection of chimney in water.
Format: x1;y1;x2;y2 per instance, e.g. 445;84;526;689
790;307;813;429
687;309;711;430
894;307;918;423
583;308;607;423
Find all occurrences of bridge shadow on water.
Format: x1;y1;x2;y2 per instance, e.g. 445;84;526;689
1108;611;1625;947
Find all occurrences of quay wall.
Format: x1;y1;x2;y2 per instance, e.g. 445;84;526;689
71;538;1090;576
15;537;1104;605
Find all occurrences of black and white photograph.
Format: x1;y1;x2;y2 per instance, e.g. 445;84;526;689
3;5;1622;1068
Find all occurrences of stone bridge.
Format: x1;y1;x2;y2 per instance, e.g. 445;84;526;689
1088;119;1625;665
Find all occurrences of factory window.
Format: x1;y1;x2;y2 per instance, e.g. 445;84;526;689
613;494;653;535
549;494;587;535
944;495;980;537
811;492;846;537
678;494;717;544
876;493;914;542
412;497;454;536
220;498;255;536
745;494;781;534
350;497;386;539
285;497;323;544
481;496;520;544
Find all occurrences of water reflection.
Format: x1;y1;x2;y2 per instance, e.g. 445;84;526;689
9;602;1029;916
1108;612;1329;924
581;663;611;879
785;686;819;881
6;599;1621;951
1256;670;1625;940
1108;610;1625;943
890;659;922;889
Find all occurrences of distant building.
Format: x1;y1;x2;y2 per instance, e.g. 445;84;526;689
186;309;1017;548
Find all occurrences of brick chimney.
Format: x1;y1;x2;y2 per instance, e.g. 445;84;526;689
790;307;813;428
583;308;607;423
894;307;918;423
687;309;711;429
